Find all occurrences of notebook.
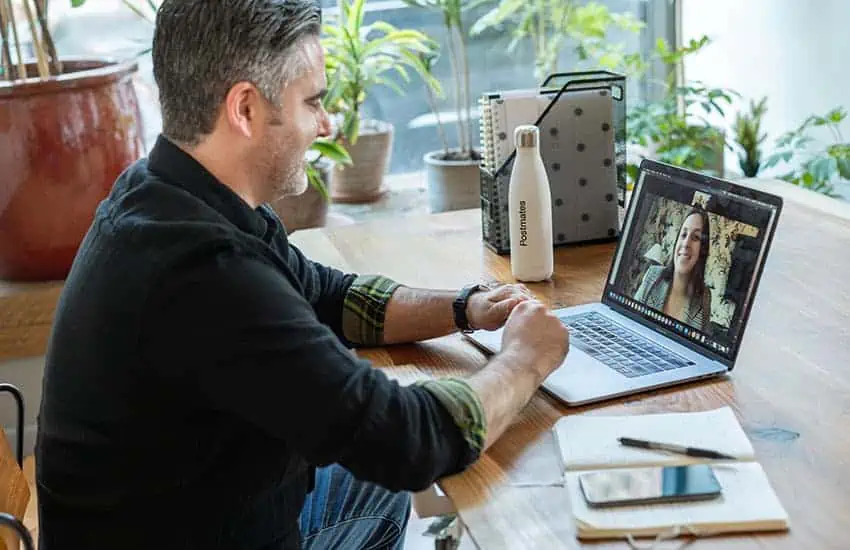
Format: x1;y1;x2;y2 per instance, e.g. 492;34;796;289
554;407;790;540
477;71;627;254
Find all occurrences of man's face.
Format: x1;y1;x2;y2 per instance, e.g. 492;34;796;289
254;35;331;202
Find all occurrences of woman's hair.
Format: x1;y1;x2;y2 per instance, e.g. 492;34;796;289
652;208;711;301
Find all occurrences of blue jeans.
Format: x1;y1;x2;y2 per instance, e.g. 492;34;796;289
298;464;412;550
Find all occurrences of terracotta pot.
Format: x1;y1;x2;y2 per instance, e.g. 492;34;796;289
270;159;333;233
0;59;144;281
331;120;392;203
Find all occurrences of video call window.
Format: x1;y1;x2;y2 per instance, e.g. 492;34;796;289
610;171;776;353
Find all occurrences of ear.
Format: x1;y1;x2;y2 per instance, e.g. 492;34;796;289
222;82;263;138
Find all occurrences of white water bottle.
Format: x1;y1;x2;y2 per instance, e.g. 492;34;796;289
508;125;553;282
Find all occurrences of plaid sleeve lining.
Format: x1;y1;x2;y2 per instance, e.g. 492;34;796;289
342;275;401;346
415;378;487;457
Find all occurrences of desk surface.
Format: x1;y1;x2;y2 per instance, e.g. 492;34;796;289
290;192;850;549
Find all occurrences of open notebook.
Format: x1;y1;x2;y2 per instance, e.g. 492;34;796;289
553;407;790;540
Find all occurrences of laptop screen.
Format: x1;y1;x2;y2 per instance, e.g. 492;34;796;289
604;161;781;364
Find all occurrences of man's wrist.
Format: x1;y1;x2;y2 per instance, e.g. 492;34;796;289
453;284;487;333
499;343;550;385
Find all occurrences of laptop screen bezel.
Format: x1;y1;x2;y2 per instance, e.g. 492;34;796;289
600;159;783;369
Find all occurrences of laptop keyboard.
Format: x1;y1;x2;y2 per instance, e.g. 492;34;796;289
559;312;696;378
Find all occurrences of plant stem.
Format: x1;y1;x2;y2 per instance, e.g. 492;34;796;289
0;0;14;80
424;71;450;156
22;0;48;78
455;21;472;155
5;0;27;80
828;123;841;143
537;0;545;78
34;0;59;74
443;13;464;154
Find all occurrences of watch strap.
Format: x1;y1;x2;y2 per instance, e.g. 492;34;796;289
453;284;487;333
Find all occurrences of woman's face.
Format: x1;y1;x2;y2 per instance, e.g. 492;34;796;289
673;213;704;276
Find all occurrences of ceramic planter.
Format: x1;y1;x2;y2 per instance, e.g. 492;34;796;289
0;59;144;281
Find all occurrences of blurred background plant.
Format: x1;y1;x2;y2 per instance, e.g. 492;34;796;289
733;96;768;178
763;107;850;196
323;0;440;144
306;139;351;199
625;35;738;185
469;0;644;83
399;0;483;161
71;0;157;23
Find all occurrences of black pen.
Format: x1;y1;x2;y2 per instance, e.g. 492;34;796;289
618;437;737;460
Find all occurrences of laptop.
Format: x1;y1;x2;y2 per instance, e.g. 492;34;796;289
466;159;783;406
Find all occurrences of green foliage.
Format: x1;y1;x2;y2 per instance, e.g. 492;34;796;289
763;107;849;196
400;0;484;157
733;97;768;177
470;0;644;82
306;139;352;199
323;0;440;144
626;36;738;182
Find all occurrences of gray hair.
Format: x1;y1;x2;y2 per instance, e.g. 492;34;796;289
152;0;322;145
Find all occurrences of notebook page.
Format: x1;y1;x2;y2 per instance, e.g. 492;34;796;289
554;407;756;471
566;462;789;539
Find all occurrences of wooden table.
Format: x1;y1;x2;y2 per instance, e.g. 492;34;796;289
289;186;850;549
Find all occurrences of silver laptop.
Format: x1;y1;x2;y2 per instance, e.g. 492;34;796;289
466;159;783;406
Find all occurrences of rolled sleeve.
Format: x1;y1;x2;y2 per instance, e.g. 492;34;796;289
415;378;487;458
342;275;401;346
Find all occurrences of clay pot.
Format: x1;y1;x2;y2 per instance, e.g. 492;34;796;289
331;120;392;203
0;59;144;281
424;149;482;213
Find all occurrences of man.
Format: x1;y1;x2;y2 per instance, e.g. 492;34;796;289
35;1;569;549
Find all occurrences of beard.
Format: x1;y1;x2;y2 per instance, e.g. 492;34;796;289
260;134;308;203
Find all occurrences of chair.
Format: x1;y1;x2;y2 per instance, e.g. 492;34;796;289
0;384;35;550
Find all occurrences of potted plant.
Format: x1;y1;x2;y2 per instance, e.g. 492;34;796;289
0;0;145;281
323;0;439;203
762;106;850;197
732;96;768;178
270;138;352;232
626;36;738;185
399;0;485;213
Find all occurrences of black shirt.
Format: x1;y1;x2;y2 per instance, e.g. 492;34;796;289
35;136;477;549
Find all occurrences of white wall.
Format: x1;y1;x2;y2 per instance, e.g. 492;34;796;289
680;0;850;183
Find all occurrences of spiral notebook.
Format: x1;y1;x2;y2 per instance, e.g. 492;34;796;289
554;407;790;540
477;71;627;254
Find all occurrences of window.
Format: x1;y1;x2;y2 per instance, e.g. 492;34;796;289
48;0;673;175
347;0;674;174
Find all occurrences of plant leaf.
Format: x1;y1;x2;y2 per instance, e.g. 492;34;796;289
808;156;838;183
470;0;524;35
306;168;330;200
311;139;352;165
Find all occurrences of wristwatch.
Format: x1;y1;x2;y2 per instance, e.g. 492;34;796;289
453;284;488;333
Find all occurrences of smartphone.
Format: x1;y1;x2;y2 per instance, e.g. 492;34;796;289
578;464;722;508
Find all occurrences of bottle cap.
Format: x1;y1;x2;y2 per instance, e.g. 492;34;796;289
515;125;538;148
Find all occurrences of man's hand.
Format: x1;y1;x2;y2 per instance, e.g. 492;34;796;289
466;284;535;331
501;299;570;382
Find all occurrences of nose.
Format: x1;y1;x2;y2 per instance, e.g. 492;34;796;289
317;107;332;138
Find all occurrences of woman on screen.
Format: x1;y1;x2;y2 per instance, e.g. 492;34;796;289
634;209;712;331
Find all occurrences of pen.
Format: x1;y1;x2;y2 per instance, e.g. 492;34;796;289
618;437;737;460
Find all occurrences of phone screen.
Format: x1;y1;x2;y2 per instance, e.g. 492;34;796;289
578;464;722;507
